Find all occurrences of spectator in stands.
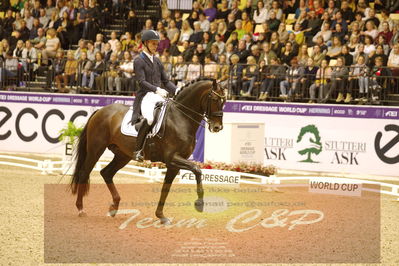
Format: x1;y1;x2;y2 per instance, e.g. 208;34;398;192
198;12;210;32
47;11;59;30
230;1;242;20
341;45;353;66
217;53;229;87
12;40;24;60
204;1;217;22
126;10;139;36
267;1;283;21
121;32;135;51
258;57;279;100
24;10;34;30
370;56;389;101
193;43;206;64
324;57;349;103
326;36;342;60
254;1;268;24
304;10;322;45
369;44;389;67
86;41;99;61
29;18;42;40
116;51;134;92
300;57;318;98
354;43;369;65
38;9;49;29
388;43;399;75
56;11;71;49
295;0;309;19
309;59;332;103
326;0;338;19
341;0;354;24
189;21;204;44
364;35;376;56
280;57;304;99
240;56;258;97
203;54;218;79
348;55;369;102
31;27;46;49
235;40;250;64
18;20;30;42
311;44;326;67
0;50;19;88
259;42;276;64
179;20;193;43
61;50;77;90
167;20;180;46
21;40;38;73
277;23;289;44
74;39;87;60
216;0;230;22
173;55;187;87
45;0;56;18
112;41;124;60
53;50;67;92
94;33;105;53
82;51;104;91
78;51;91;89
297;44;310;66
365;9;380;29
105;53;120;93
228;54;243;99
41;28;60;65
241;12;253;33
378;21;393;45
280;41;296;65
108;31;119;52
313;21;332;44
3;10;15;37
233;19;246;40
267;10;281;32
362;21;379;41
311;0;324;17
186;54;201;81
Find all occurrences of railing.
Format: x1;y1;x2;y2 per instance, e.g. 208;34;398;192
1;154;398;199
1;57;399;105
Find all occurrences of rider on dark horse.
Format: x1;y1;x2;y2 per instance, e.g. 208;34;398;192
132;30;177;162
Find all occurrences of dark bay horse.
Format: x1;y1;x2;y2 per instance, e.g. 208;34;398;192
70;78;226;224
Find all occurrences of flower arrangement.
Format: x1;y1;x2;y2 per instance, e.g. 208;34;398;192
131;160;276;176
58;121;84;145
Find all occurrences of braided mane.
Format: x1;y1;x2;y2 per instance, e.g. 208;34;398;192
173;77;215;99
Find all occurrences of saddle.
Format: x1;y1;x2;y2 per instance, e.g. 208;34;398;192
121;102;168;138
134;101;164;132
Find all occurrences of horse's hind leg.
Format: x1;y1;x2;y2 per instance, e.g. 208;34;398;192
100;151;131;217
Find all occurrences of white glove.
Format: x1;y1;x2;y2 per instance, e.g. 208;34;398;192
156;87;168;98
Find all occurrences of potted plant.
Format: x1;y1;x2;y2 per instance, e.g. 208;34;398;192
58;121;84;175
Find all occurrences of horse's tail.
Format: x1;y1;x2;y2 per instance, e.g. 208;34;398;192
70;110;98;195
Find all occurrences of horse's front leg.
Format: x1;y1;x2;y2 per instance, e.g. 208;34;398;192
169;156;204;212
156;167;179;224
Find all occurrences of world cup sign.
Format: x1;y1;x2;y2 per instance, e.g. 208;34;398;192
44;183;380;263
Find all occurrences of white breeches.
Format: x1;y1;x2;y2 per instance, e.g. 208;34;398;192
141;92;165;125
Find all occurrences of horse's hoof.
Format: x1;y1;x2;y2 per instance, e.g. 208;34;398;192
108;204;118;217
78;210;87;217
160;217;171;225
194;199;204;212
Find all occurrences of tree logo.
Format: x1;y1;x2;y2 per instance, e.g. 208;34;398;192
296;125;323;163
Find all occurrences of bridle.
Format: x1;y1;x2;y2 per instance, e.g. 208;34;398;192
169;81;226;128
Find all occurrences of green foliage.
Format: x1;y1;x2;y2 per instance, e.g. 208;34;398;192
58;121;84;145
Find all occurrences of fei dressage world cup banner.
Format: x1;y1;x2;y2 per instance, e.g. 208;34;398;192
0;91;398;177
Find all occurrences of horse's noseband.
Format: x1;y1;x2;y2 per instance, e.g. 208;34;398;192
205;87;226;119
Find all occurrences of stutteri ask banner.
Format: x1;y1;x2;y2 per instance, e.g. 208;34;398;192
221;103;399;177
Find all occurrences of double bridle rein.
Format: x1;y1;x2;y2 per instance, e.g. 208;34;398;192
169;82;226;128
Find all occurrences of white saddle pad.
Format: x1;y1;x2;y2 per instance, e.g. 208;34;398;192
121;104;167;137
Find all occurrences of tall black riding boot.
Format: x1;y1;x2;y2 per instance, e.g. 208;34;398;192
133;119;151;162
